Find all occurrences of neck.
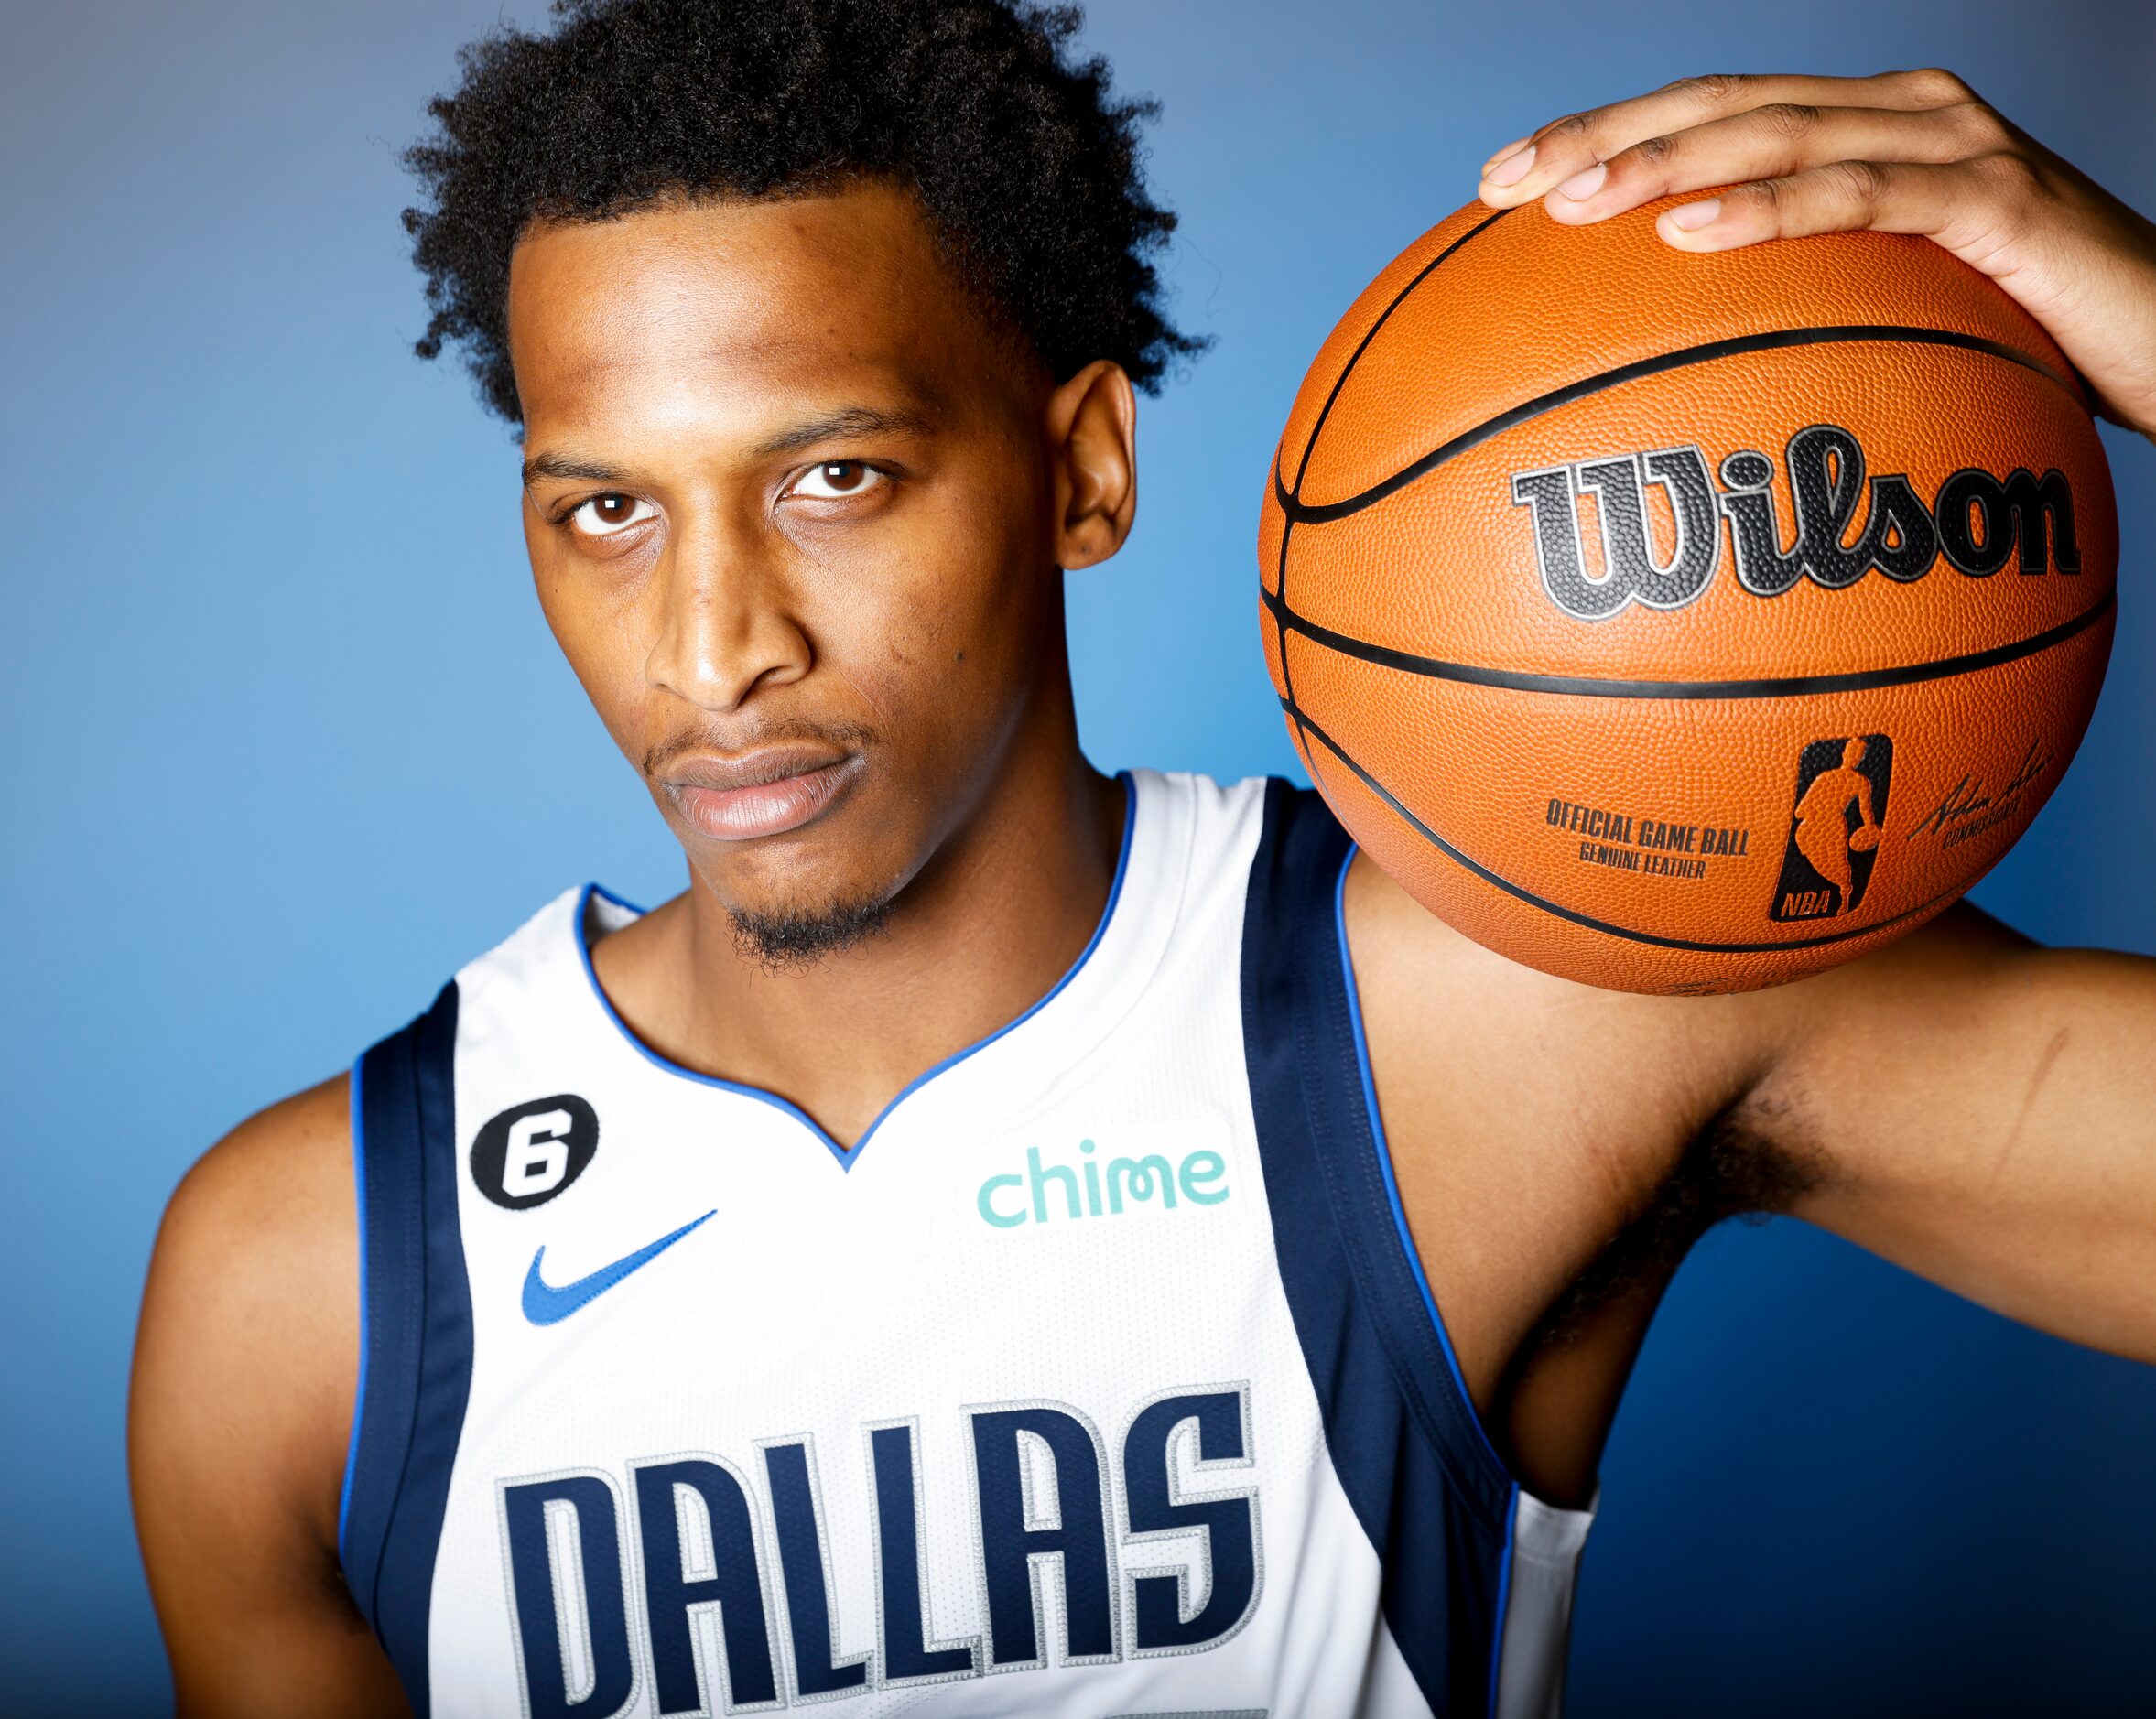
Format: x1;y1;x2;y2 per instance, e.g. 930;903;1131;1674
591;683;1123;1150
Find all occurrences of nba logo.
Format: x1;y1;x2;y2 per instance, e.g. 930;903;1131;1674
1769;735;1894;922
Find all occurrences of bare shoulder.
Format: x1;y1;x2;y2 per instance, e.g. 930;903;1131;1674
133;1075;406;1714
139;1074;360;1467
1334;858;2153;1497
1339;864;2066;1302
157;1072;357;1249
1340;849;1782;1120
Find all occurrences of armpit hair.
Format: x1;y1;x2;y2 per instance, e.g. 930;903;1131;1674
1533;1094;1829;1349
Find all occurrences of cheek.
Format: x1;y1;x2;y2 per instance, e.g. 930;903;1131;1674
530;555;659;762
881;469;1051;671
839;532;1041;741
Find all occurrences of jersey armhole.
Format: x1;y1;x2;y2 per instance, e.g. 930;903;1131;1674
1242;780;1516;1514
1242;777;1525;1714
1329;845;1519;1496
1332;849;1606;1717
1324;812;1600;1719
337;980;471;1717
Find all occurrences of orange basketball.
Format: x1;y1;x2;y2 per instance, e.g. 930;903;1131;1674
1260;195;2118;994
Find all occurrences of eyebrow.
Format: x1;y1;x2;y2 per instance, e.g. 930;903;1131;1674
521;452;634;489
520;405;938;490
746;404;937;459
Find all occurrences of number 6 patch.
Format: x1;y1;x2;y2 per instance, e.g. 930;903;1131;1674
470;1094;600;1210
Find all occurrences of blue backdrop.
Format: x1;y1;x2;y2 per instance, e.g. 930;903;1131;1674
4;2;2151;1711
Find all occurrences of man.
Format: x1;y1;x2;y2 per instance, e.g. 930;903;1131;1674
129;3;2156;1715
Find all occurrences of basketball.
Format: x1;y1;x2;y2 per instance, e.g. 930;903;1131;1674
1261;195;2118;994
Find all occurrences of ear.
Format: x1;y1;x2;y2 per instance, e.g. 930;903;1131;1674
1045;359;1137;570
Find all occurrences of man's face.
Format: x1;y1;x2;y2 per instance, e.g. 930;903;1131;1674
507;181;1065;949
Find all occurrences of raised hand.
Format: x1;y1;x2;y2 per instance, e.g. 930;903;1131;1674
1476;71;2156;439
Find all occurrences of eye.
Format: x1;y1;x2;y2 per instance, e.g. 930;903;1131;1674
567;493;655;537
787;461;886;501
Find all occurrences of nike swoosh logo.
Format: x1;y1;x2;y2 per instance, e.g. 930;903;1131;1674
521;1210;716;1326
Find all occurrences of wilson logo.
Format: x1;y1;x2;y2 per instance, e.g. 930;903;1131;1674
1511;424;2081;622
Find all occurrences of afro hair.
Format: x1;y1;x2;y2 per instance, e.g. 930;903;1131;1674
402;0;1208;423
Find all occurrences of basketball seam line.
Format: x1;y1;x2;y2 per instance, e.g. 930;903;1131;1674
1264;585;2115;699
1274;325;2082;527
1289;705;1967;956
1287;207;1516;498
1277;207;1514;781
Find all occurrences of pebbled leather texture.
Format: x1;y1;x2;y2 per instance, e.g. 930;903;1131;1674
1260;195;2117;994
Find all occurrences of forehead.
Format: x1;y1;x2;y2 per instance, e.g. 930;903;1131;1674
505;180;1003;435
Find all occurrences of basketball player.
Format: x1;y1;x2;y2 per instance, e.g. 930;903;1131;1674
130;6;2156;1716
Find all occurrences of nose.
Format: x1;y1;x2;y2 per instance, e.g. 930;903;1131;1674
644;509;812;714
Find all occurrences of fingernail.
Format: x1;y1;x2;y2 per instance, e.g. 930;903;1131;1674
1481;135;1530;171
1554;162;1607;202
1483;144;1535;188
1663;198;1722;232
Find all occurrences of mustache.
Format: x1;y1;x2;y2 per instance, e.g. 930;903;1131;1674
641;715;881;779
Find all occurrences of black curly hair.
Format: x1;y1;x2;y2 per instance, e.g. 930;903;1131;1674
402;0;1206;424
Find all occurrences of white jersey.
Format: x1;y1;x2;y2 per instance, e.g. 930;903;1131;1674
340;771;1592;1718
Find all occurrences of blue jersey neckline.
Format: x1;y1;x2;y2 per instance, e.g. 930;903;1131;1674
572;771;1138;1170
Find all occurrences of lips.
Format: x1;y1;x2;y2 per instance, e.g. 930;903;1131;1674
660;747;864;841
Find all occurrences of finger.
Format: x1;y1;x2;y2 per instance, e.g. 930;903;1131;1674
1480;135;1532;176
1650;155;2038;254
1479;68;1978;206
1540;100;2003;225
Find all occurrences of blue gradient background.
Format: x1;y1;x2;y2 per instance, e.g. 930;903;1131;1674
4;2;2152;1711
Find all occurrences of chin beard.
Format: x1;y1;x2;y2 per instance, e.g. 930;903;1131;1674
726;891;894;971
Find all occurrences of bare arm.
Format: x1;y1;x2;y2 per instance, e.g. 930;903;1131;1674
1468;65;2156;1354
1740;905;2156;1359
1354;884;2156;1504
130;1076;409;1718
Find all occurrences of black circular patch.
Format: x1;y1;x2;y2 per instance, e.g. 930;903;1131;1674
471;1095;600;1211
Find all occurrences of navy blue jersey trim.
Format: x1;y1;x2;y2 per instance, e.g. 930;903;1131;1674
1241;778;1513;1715
573;770;1139;1170
340;981;471;1716
337;1065;369;1557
